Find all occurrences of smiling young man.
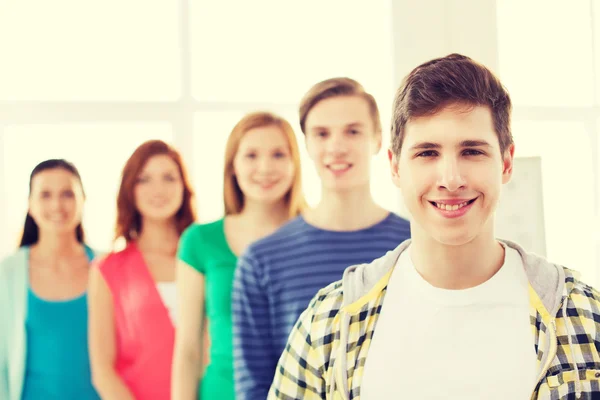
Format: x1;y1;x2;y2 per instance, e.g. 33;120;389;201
268;54;600;399
232;78;411;400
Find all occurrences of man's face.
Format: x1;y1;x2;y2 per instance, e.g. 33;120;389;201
305;95;381;192
390;104;514;246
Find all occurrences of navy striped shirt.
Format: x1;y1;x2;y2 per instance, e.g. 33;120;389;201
232;213;411;399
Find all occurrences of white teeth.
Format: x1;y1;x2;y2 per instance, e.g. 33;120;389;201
329;164;350;171
435;201;470;211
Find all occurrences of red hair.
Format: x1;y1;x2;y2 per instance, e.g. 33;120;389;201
115;140;197;242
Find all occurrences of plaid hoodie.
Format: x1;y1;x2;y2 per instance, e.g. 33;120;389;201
268;240;600;399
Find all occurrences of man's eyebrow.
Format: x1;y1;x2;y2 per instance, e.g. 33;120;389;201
460;140;491;147
408;140;492;150
409;142;441;151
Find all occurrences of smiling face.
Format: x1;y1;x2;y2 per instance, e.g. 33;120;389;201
233;124;295;206
28;168;85;237
304;95;382;192
390;104;514;246
133;154;184;224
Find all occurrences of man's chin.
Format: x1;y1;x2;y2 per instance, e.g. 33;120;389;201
428;229;478;247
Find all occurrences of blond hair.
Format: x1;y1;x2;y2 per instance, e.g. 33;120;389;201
223;111;305;218
299;77;382;134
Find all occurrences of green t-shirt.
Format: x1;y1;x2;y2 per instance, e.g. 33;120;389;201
177;218;237;400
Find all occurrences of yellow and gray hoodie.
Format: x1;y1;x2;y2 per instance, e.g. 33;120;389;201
268;240;600;399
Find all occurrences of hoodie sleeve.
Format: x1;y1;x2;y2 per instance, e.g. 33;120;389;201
232;249;280;400
267;287;338;400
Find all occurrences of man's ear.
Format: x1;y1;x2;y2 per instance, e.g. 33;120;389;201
373;131;383;155
501;144;515;184
389;149;401;187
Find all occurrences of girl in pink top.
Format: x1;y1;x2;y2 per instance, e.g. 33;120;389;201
87;140;197;400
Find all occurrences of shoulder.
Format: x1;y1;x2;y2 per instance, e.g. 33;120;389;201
94;244;138;275
564;267;600;309
313;279;345;317
247;216;311;253
561;268;600;349
0;249;28;300
280;277;345;345
181;219;222;242
240;217;312;272
181;221;207;239
385;212;410;226
0;247;28;265
179;220;227;260
377;213;411;236
303;279;345;337
0;247;28;277
355;212;411;242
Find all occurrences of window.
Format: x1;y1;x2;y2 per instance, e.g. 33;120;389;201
497;1;594;107
0;0;181;101
190;0;394;105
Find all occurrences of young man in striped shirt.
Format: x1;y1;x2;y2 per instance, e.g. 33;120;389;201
232;78;411;400
269;54;600;399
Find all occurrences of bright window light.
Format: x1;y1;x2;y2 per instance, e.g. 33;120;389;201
497;1;594;107
0;0;181;101
191;0;394;105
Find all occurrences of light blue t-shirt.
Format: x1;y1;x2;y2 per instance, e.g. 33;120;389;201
21;245;100;400
21;289;99;400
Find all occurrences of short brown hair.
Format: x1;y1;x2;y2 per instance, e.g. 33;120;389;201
299;77;382;134
116;140;196;242
223;111;305;219
391;53;513;156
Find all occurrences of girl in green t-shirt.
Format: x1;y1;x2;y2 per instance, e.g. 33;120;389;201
172;111;306;400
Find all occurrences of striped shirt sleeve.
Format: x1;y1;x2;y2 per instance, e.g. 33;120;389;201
232;250;279;400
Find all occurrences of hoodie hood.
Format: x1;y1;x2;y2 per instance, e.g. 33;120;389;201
341;239;568;316
331;239;580;399
270;239;598;400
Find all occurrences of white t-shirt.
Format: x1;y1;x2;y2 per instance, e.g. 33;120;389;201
361;244;538;399
156;281;178;327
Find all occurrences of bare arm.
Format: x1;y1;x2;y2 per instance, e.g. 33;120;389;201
172;260;206;400
87;266;135;400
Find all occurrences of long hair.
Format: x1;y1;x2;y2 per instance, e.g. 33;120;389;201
223;111;305;218
115;140;197;243
19;159;85;247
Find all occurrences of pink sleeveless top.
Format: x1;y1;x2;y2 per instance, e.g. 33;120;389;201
97;243;174;400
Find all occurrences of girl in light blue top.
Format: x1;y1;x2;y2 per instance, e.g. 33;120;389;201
0;159;100;400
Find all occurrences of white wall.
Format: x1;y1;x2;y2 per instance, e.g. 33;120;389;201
0;0;598;285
